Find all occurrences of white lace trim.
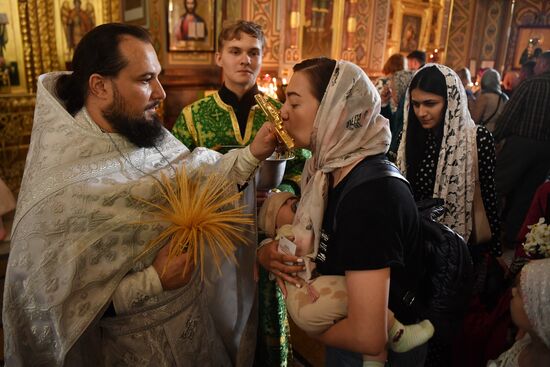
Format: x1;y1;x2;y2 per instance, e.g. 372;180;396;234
397;63;477;241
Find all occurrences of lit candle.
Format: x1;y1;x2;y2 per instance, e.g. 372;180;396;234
290;11;300;29
347;17;357;33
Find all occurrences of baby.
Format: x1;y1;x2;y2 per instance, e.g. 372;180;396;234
258;191;434;366
487;258;550;367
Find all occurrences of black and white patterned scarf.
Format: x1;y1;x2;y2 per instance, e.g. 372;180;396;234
397;63;477;241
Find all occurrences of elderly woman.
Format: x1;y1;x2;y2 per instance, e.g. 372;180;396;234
258;58;427;366
471;68;509;132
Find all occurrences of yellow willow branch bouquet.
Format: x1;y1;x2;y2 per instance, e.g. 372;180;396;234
522;217;550;259
137;167;254;280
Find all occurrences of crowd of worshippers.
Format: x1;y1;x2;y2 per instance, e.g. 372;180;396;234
1;20;549;367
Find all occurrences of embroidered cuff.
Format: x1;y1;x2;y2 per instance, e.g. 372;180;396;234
230;145;261;185
112;265;164;315
241;145;261;171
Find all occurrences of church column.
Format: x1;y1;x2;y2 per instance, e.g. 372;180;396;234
17;0;59;93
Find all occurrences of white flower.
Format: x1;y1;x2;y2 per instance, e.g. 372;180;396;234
522;217;550;259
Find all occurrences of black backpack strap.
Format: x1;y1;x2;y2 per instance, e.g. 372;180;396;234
332;155;424;317
333;155;409;232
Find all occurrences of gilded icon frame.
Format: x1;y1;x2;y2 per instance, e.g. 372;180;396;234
167;0;216;52
400;14;422;53
513;26;550;69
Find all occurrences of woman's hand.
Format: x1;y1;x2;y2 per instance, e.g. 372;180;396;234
250;122;278;161
257;240;305;297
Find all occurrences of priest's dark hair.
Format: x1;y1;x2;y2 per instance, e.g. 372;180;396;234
292;57;337;103
56;23;152;115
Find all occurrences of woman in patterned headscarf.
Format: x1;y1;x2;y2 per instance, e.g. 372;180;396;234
487;258;550;367
396;64;504;366
257;58;428;366
397;64;501;248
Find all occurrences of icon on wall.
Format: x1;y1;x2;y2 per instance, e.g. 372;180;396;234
513;27;550;69
61;0;96;56
168;0;216;52
400;14;421;53
0;13;20;89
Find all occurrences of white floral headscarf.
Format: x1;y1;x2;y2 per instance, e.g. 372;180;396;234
520;259;550;348
396;63;477;241
292;60;391;279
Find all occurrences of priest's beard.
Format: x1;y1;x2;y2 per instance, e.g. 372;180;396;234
102;86;165;148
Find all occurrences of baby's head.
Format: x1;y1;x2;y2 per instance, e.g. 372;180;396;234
511;258;550;347
258;191;298;238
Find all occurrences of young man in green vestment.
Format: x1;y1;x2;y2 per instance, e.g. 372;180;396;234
172;21;267;154
172;21;307;193
172;20;307;367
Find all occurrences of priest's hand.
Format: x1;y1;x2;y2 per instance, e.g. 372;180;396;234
153;243;195;290
250;122;278;161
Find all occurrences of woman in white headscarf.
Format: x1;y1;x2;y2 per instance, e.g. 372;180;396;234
396;64;502;248
471;68;509;132
487;258;550;367
257;58;428;366
396;64;504;366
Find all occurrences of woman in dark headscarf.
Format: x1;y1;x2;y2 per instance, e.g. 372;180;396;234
471;68;509;132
